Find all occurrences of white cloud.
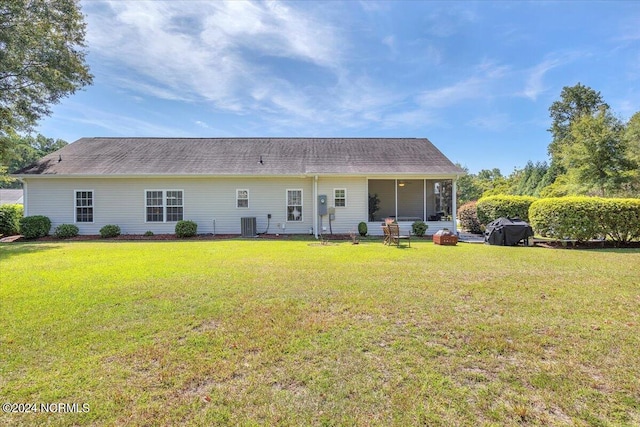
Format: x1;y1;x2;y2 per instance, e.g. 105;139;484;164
54;103;190;137
83;1;344;119
416;61;507;108
520;52;585;101
417;77;485;108
467;113;511;132
521;59;562;101
194;120;210;129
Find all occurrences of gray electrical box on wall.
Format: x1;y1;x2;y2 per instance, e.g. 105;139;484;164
318;195;328;216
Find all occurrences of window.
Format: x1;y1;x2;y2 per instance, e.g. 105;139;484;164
75;190;93;223
237;189;249;208
146;190;183;222
334;188;346;207
166;191;183;221
287;189;303;221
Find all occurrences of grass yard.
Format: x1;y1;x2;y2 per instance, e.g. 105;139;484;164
1;240;639;426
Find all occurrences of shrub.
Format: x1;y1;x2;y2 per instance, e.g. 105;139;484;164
457;201;483;234
19;215;51;239
529;197;640;244
144;230;154;237
599;198;640;244
476;195;537;224
358;221;367;237
175;220;197;238
0;204;23;236
54;224;79;239
411;220;428;237
100;224;121;238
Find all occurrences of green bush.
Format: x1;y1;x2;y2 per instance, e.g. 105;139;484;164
0;204;23;236
144;230;154;237
599;198;640;244
100;224;121;238
54;224;79;239
358;221;368;237
411;220;428;237
457;201;483;234
476;195;537;224
529;197;603;242
175;220;197;238
529;197;640;244
19;215;51;239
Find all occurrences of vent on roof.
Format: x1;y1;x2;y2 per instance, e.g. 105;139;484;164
241;217;256;237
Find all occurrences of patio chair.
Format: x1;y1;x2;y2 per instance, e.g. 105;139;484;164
387;224;411;247
382;224;391;245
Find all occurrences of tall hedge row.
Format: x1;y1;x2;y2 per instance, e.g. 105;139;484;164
476;195;537;224
0;204;24;236
457;201;483;234
529;197;640;244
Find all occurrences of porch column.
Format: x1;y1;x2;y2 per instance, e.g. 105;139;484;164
313;176;319;239
394;179;398;220
452;178;458;234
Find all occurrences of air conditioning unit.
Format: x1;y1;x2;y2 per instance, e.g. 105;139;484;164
241;217;257;237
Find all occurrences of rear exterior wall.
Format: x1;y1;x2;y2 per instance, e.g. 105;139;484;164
22;176;370;235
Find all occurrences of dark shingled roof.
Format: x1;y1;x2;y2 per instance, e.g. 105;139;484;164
13;137;464;176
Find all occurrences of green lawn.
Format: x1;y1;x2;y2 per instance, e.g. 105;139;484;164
1;240;639;426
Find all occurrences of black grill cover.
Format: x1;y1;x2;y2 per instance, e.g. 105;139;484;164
484;217;534;246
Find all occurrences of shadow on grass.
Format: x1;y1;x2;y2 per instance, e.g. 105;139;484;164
0;242;61;262
582;248;640;254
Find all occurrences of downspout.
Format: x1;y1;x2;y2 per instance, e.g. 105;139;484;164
22;179;28;217
314;175;319;239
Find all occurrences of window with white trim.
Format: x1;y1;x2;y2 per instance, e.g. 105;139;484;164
334;188;346;207
146;190;183;222
75;190;93;222
287;189;303;221
166;191;183;221
237;189;249;208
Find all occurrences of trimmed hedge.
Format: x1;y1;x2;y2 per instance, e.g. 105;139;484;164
0;204;23;236
457;201;483;234
529;197;640;244
100;224;121;238
476;195;537;224
411;220;428;237
54;224;79;239
19;215;51;239
175;220;197;238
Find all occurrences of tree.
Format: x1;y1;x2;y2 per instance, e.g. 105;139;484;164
548;83;608;163
512;161;549;196
622;112;640;193
1;133;68;188
560;107;631;197
455;164;483;205
0;0;92;162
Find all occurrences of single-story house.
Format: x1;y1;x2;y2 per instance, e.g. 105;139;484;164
0;189;24;205
13;137;465;237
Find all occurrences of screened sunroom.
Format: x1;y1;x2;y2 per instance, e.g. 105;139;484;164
367;178;457;233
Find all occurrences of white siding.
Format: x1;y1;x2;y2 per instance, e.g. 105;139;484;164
317;177;368;234
23;177;314;235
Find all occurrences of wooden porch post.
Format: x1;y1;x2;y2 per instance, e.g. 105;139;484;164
452;178;458;234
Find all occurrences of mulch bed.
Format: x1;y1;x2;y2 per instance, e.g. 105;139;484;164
533;240;640;249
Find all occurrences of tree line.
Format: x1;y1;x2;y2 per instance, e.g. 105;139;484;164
458;83;640;205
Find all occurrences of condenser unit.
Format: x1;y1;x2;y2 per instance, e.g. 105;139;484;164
241;217;257;237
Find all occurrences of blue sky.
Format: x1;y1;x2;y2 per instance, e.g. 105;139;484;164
37;1;640;173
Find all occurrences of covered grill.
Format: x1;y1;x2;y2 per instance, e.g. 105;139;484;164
484;217;534;246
